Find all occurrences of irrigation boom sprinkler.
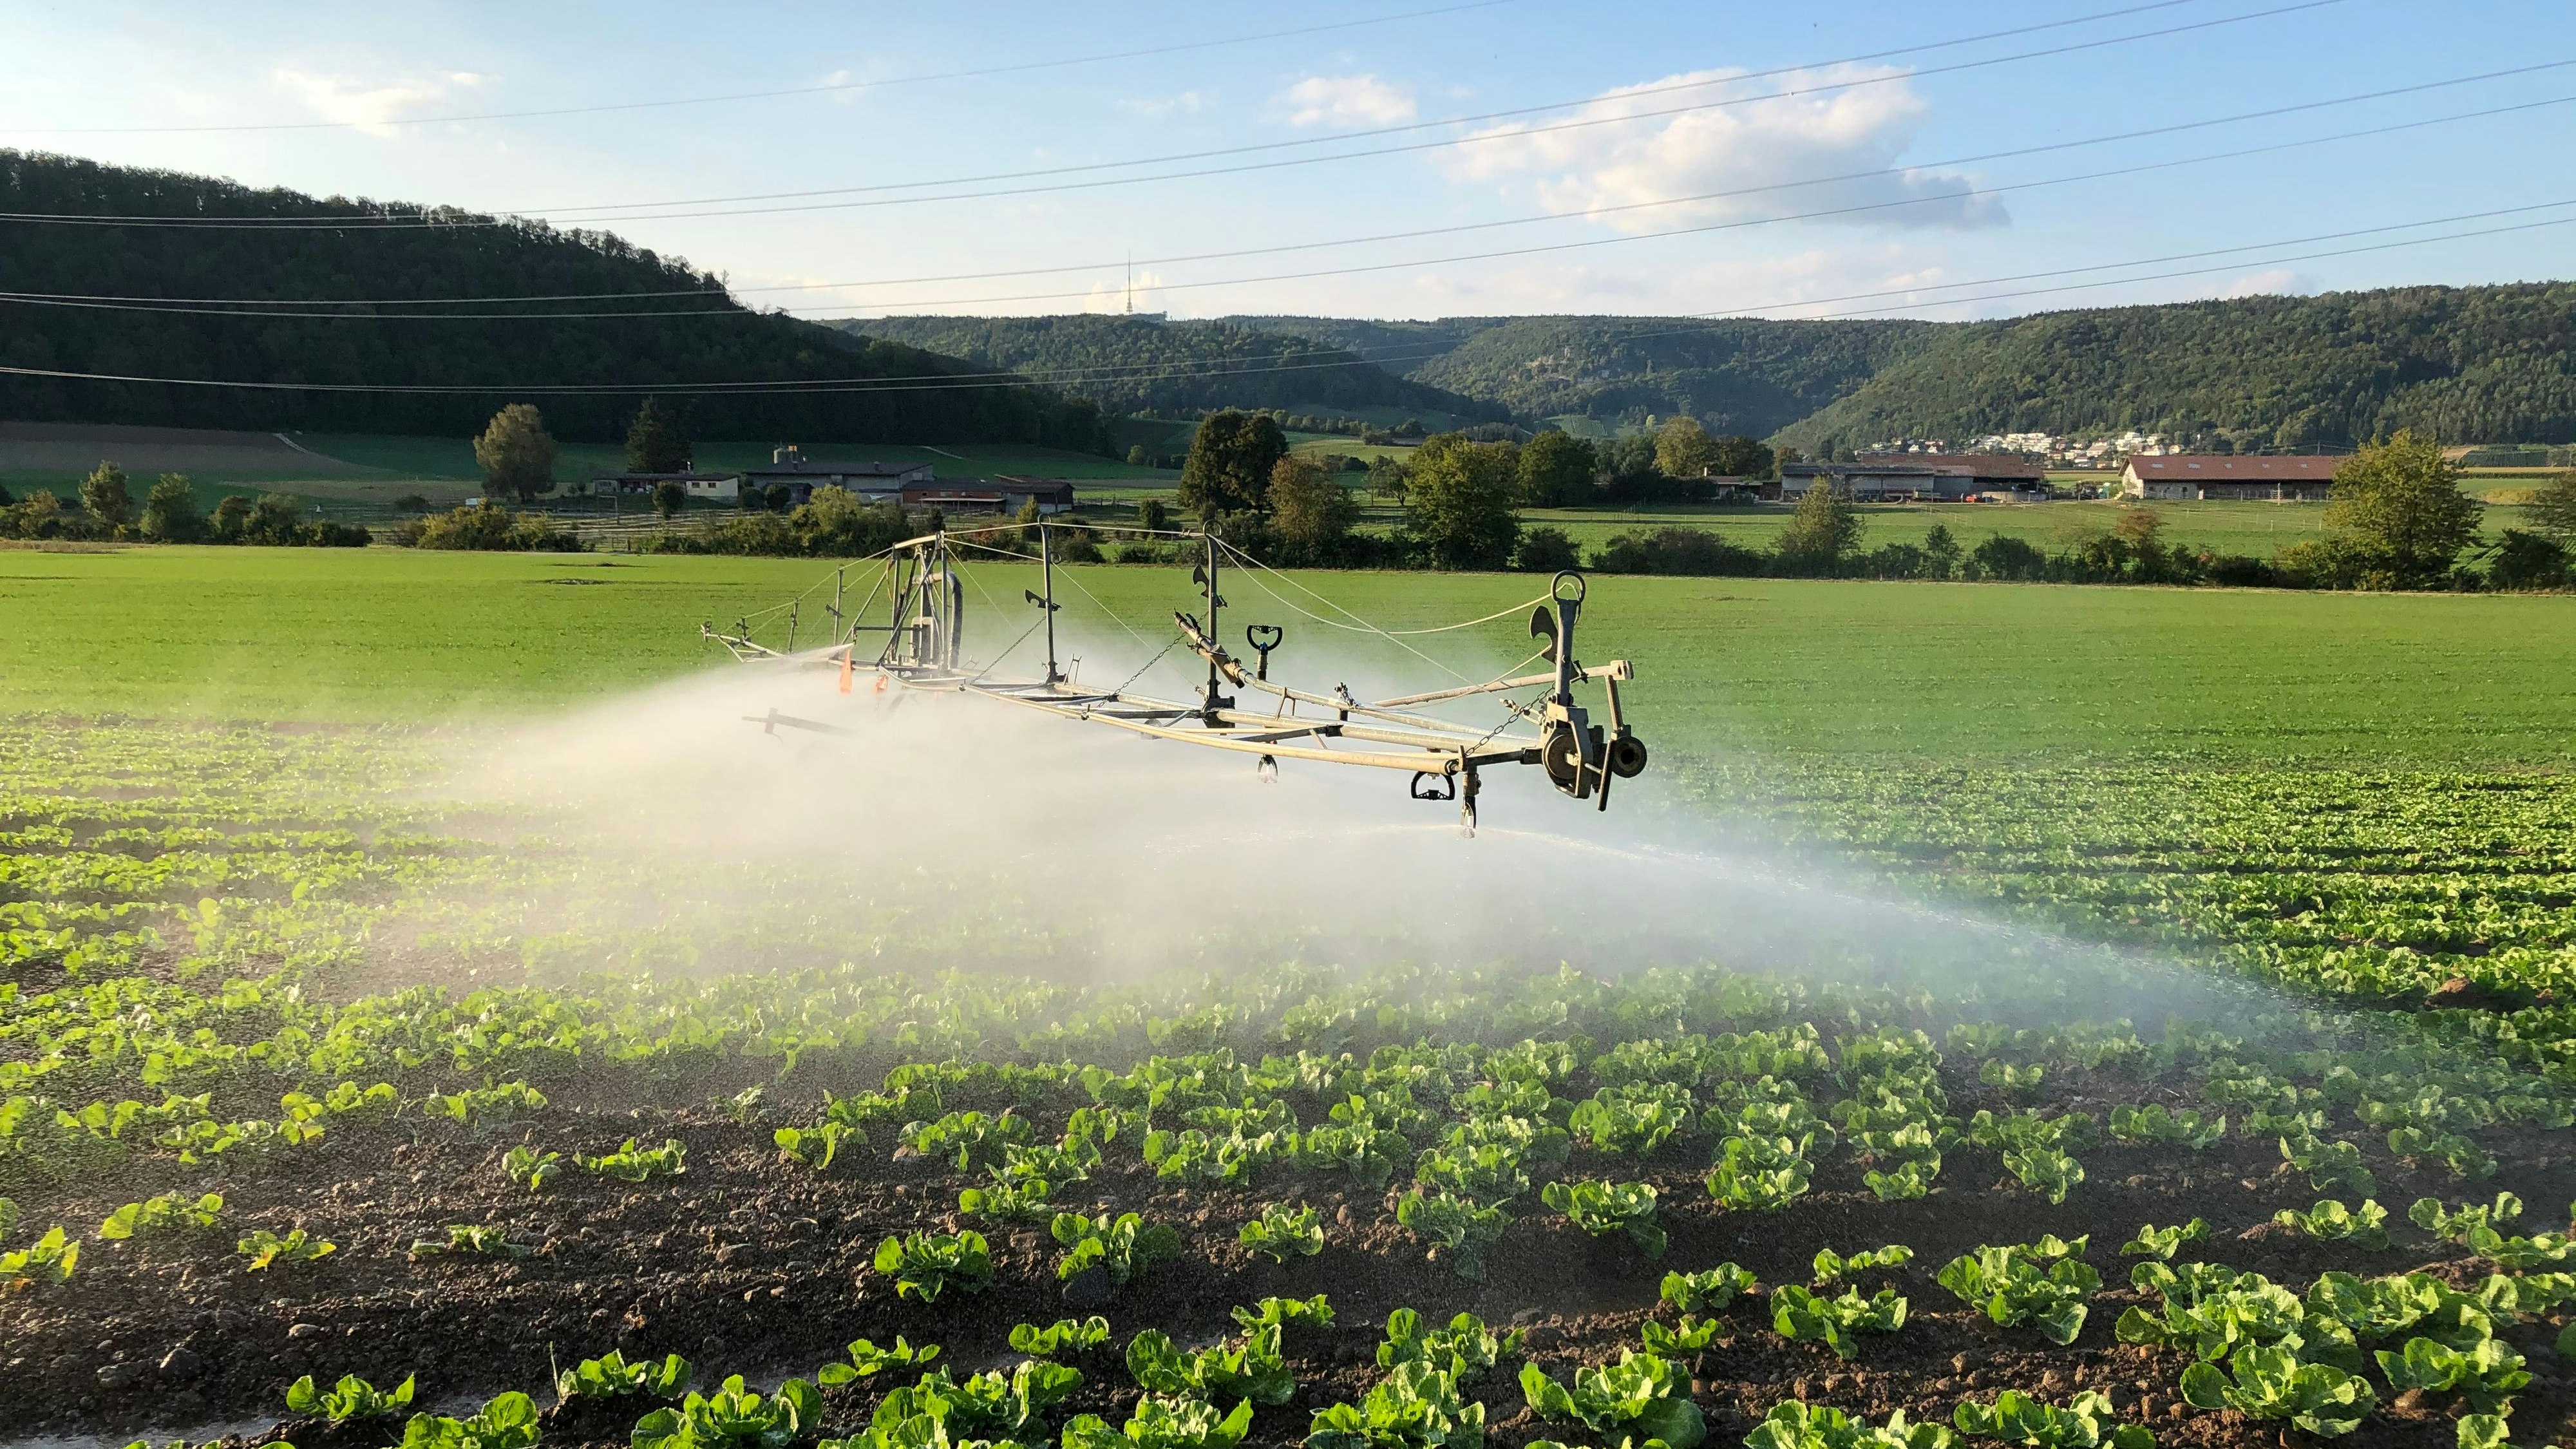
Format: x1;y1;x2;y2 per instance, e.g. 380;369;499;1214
701;522;1649;833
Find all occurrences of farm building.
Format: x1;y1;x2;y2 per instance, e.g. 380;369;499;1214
1782;454;2049;502
988;476;1081;515
586;471;741;501
2120;455;2340;500
737;446;936;506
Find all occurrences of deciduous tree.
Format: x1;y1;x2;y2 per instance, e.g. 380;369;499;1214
650;479;687;521
1654;417;1719;478
473;404;559;504
1404;433;1520;570
139;473;204;542
2324;430;2479;583
1266;456;1359;558
79;460;133;531
1517;431;1597;507
1776;478;1864;573
1177;410;1288;520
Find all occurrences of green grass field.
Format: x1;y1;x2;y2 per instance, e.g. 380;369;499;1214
6;545;2573;768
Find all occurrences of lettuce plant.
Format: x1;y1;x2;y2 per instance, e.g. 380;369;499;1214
577;1137;685;1182
1772;1285;1908;1359
1012;1318;1111;1358
554;1350;690;1400
1052;1211;1181;1290
423;1081;547;1133
872;1230;992;1302
1061;1395;1253;1449
410;1224;532;1259
2108;1104;2223;1150
1126;1325;1294;1406
1706;1133;1812;1211
2003;1147;2083;1205
1394;1190;1506;1280
1951;1390;2150;1449
2;1225;80;1285
1864;1160;1939;1201
2273;1199;2389;1250
1378;1308;1519;1381
1744;1401;1953;1449
2119;1263;2311;1361
2375;1336;2529;1412
631;1375;821;1449
99;1191;221;1240
238;1227;333;1271
1306;1362;1486;1449
1937;1238;2098;1346
1237;1202;1323;1262
1641;1316;1723;1354
285;1372;413;1424
1541;1179;1665;1256
1660;1263;1756;1312
958;1173;1054;1224
2178;1345;2373;1437
1813;1244;1913;1284
817;1335;938;1387
773;1121;853;1171
2118;1220;2209;1260
386;1390;542;1449
1519;1350;1706;1449
499;1146;559;1192
1234;1294;1334;1335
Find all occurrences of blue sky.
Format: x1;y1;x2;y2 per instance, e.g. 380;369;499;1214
5;0;2573;322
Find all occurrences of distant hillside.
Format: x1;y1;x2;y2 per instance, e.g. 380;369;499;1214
835;314;1504;422
0;151;1110;450
1770;285;2576;456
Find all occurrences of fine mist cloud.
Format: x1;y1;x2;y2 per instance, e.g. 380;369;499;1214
431;623;2251;1033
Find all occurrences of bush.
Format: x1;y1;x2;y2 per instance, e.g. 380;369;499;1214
2200;553;2278;587
399;502;578;552
1965;535;2047;581
1515;527;1580;574
2275;536;2394;590
1591;526;1765;576
2488;529;2570;591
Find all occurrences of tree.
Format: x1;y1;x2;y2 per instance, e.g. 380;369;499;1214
1267;457;1359;558
2323;430;2479;583
2526;469;2576;541
1515;526;1580;573
1654;417;1719;478
1517;431;1598;507
1710;434;1775;480
1126;444;1151;467
1177;410;1288;520
1774;477;1863;573
79;460;134;531
473;404;559;504
792;485;909;558
1139;497;1170;531
209;495;252;541
623;398;690;473
1922;522;1961;579
650;480;687;521
139;473;204;542
1404;433;1520;570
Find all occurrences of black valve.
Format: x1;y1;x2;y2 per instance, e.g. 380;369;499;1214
1245;624;1284;680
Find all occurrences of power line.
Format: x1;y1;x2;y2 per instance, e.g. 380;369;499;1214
9;61;2560;310
0;1;1525;136
0;0;2336;230
4;205;2568;400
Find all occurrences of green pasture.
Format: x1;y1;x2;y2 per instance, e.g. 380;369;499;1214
5;545;2573;768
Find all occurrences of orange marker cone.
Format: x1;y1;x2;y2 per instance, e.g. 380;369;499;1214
838;648;854;694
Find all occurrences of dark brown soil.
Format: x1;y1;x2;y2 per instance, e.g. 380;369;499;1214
6;1065;2574;1449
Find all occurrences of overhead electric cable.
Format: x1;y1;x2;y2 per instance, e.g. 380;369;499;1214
0;0;2336;229
0;0;1526;135
5;208;2569;398
11;61;2561;310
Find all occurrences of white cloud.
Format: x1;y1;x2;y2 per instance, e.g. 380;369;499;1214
1278;74;1416;129
1443;64;2004;234
269;68;488;136
1117;90;1213;120
2216;267;2311;299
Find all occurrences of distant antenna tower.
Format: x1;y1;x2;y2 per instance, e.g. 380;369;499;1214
1123;251;1133;316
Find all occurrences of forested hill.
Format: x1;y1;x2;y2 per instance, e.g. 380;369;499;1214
834;314;1506;422
0;151;1110;448
1243;288;2576;450
1768;285;2576;455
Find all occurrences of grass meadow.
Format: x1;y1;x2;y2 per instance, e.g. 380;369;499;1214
6;544;2573;768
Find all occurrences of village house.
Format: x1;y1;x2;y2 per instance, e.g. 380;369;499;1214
2120;455;2340;500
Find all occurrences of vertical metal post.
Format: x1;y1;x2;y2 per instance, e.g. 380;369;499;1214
1202;529;1224;717
1040;522;1063;685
